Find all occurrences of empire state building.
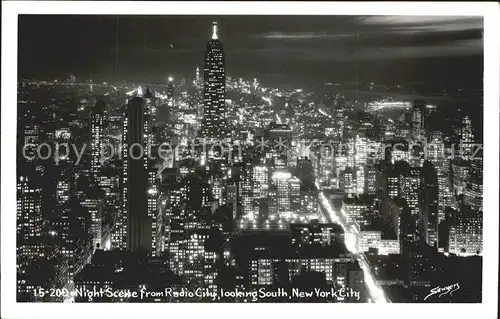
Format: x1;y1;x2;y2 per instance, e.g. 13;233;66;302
202;22;227;139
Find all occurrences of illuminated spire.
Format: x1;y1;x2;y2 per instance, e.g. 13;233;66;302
212;21;218;40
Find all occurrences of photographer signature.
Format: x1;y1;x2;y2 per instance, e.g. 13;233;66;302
424;283;460;301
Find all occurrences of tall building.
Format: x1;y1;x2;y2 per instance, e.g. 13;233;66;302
127;97;151;252
290;176;301;214
427;131;453;221
271;170;295;213
144;89;162;256
112;112;129;250
335;106;345;139
451;160;469;195
421;161;439;246
399;163;423;241
380;161;424;251
366;165;377;195
201;22;227;139
252;165;269;218
167;78;174;108
81;198;103;251
227;182;238;220
51;199;93;282
22;125;40;163
194;65;202;89
268;123;292;169
397;199;415;254
460;116;474;160
17;174;43;276
427;131;445;168
411;100;425;140
464;149;483;210
193;66;204;119
90;100;106;185
340;166;356;197
318;140;337;187
296;157;315;184
115;97;151;252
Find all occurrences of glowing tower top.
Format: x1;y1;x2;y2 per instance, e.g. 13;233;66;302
212;21;218;40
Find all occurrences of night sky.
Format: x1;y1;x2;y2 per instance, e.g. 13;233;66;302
18;15;483;87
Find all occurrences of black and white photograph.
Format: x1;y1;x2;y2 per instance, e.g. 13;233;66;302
2;2;499;319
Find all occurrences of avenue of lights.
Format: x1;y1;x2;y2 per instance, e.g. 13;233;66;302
316;181;390;304
318;108;333;119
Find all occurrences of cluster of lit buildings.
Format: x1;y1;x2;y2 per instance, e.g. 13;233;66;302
16;22;482;303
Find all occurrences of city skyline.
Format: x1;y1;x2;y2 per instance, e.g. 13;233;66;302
5;7;497;317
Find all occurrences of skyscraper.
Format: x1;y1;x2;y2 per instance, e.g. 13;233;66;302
194;65;202;89
114;97;151;252
81;197;103;251
167;78;174;108
460;116;474;160
422;161;439;246
427;131;452;222
202;22;227;139
127;97;151;252
17;174;43;277
90;100;106;185
411;100;426;140
194;66;204;120
143;88;162;256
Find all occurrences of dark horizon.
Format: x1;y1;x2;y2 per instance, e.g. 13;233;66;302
18;15;483;88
